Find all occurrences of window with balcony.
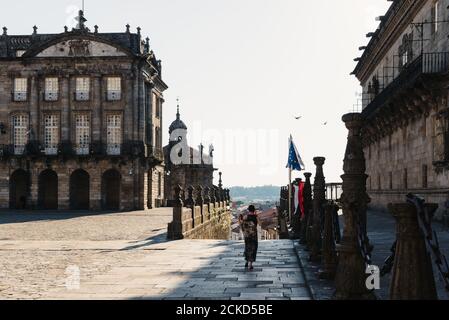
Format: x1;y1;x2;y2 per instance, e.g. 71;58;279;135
13;78;27;101
106;77;121;101
75;114;90;155
12;114;28;155
75;77;90;101
106;114;122;155
44;77;59;101
44;114;59;155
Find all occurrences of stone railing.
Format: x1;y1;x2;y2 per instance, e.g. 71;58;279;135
167;185;232;240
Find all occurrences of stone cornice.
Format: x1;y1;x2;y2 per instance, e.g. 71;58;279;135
354;0;427;84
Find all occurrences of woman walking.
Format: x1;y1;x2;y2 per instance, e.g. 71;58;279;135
239;205;260;271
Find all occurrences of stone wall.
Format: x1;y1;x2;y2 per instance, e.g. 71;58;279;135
364;107;449;219
167;201;231;240
0;157;165;211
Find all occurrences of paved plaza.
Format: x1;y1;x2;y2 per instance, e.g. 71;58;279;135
0;209;311;300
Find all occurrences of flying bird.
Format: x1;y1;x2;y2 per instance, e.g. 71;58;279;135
294;116;302;120
323;121;328;125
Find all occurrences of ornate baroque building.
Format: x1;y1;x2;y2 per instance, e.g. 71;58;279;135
354;0;449;218
163;106;217;205
0;11;167;211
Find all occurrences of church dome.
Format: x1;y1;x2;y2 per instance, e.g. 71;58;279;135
169;105;187;134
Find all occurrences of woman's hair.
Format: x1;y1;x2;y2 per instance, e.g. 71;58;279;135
248;205;256;213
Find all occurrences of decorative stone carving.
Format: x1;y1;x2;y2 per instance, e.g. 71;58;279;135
203;186;211;204
309;157;326;262
174;185;183;207
318;201;339;280
334;113;376;300
388;202;438;300
302;172;313;246
185;185;195;208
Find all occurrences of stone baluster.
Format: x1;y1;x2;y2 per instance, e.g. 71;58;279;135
196;185;204;224
196;186;204;207
388;203;438;300
210;186;216;204
174;185;183;207
214;186;220;204
185;185;195;208
218;172;223;188
334;113;375;300
309;157;326;262
168;185;184;240
302;172;313;246
204;186;211;204
318;201;339;279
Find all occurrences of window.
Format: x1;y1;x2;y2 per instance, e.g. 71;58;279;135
378;174;381;191
44;115;59;155
156;98;161;118
44;77;59;101
389;172;393;190
422;165;428;188
75;77;90;101
158;172;162;197
12;114;28;155
106;77;121;101
403;168;408;190
106;114;122;155
75;114;90;155
13;78;27;101
155;127;162;150
431;1;439;34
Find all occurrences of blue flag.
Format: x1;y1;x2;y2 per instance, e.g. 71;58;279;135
286;135;305;171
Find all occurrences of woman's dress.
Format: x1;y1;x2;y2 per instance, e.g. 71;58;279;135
242;214;258;262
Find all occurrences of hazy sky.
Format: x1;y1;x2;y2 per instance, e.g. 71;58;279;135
0;0;391;187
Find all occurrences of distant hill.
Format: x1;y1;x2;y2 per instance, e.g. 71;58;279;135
230;185;280;202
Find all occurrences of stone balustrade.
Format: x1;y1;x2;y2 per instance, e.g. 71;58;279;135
167;185;232;240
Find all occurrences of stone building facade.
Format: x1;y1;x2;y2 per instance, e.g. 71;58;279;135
0;11;167;211
353;0;449;218
163;106;217;205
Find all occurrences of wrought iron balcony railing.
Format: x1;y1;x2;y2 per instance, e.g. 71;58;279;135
363;52;449;119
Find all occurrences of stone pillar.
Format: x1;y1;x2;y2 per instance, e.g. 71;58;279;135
309;157;326;262
58;170;70;210
90;168;101;210
301;172;312;245
388;203;438;300
196;185;204;224
204;186;211;204
185;185;195;208
214;186;220;207
209;186;216;207
218;172;223;188
167;185;184;240
334;113;375;300
318;201;339;280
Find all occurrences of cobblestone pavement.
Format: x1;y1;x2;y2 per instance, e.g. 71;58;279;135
0;209;172;299
41;240;311;300
0;210;311;300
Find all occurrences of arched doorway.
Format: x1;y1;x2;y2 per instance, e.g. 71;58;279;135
9;169;30;209
70;169;90;210
102;169;120;210
38;169;58;210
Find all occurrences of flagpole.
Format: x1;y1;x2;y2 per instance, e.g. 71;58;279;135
288;167;292;223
